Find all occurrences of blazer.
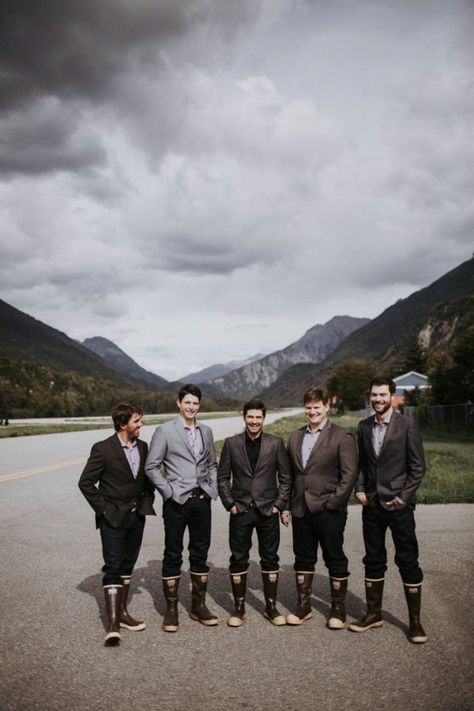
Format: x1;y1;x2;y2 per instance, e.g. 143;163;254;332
356;411;425;505
78;434;156;528
217;431;292;516
145;416;218;504
287;420;358;516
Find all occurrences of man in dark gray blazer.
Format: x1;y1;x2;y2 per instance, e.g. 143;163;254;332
79;402;156;646
349;376;427;643
285;386;358;629
145;384;218;632
218;399;291;627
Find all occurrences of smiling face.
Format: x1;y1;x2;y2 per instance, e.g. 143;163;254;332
244;408;265;439
119;412;143;442
177;393;201;425
370;384;393;419
304;400;329;431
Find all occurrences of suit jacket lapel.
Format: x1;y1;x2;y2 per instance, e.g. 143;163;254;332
364;417;377;460
292;427;306;471
238;431;253;474
253;432;271;475
174;417;196;459
305;421;331;469
378;412;397;458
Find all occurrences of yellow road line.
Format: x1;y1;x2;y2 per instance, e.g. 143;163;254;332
0;458;86;483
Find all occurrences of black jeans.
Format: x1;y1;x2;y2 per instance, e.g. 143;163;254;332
162;497;211;577
362;499;423;584
292;507;349;578
100;511;145;586
229;507;280;574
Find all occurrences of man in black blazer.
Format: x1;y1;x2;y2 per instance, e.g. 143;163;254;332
285;386;358;629
218;399;291;627
79;402;155;646
349;376;427;643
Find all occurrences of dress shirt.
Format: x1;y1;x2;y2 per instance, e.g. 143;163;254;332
245;432;262;472
372;408;393;457
117;433;140;478
301;420;327;468
183;422;204;460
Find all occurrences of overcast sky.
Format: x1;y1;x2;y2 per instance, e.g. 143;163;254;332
0;0;472;380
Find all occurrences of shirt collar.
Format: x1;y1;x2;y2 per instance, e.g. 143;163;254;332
305;419;327;434
374;407;393;426
116;432;138;448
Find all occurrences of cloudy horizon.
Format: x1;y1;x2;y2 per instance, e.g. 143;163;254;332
1;0;472;380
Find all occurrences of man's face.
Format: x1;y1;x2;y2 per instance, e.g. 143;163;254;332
244;409;265;438
121;412;143;439
304;400;329;429
177;394;201;423
370;385;393;417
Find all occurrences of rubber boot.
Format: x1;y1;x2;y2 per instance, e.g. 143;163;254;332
286;572;314;625
228;572;247;627
103;584;123;646
162;576;180;632
349;578;384;632
189;573;218;626
262;571;286;626
404;583;427;644
327;576;348;629
119;575;146;631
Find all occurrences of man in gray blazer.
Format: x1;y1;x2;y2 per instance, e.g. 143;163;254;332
218;399;291;627
145;384;218;632
349;376;427;643
285;386;358;629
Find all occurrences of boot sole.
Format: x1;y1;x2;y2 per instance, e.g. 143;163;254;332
326;618;347;630
264;612;286;626
162;623;178;632
286;612;313;626
227;616;245;627
348;620;384;632
189;613;218;626
409;634;427;643
120;622;146;631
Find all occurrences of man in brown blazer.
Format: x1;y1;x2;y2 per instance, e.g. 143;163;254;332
349;376;427;643
79;402;155;646
285;386;358;628
218;399;292;627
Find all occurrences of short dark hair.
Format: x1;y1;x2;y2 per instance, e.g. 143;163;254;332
178;384;202;402
243;399;266;417
303;386;329;405
111;402;143;432
369;376;396;395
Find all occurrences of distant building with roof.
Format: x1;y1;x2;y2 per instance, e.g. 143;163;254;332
393;370;429;406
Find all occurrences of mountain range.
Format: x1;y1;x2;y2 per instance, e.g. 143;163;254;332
82;337;168;388
179;353;266;384
260;256;474;404
201;315;370;401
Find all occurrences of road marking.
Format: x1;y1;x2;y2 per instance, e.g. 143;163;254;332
0;458;86;483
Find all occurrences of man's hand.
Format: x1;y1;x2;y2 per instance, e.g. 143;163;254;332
230;505;238;514
356;493;368;506
271;506;279;514
280;511;290;527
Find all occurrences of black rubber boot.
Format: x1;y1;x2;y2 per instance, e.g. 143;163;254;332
228;572;247;627
190;573;218;626
349;578;384;632
103;584;123;646
262;571;286;626
327;577;348;630
162;576;180;633
286;572;314;625
119;575;146;631
404;583;427;644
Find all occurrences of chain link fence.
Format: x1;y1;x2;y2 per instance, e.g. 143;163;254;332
402;402;474;435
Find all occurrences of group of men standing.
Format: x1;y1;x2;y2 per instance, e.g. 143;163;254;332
79;378;427;647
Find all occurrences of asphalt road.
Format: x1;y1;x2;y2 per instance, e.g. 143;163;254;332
0;416;473;711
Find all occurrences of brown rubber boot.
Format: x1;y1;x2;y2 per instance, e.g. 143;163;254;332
404;583;427;644
286;572;314;625
103;584;123;646
349;578;384;632
119;575;146;631
189;573;218;626
162;576;180;632
228;572;247;627
327;576;348;629
262;571;286;626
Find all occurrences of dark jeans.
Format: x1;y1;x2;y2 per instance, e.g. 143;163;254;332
100;511;145;586
229;507;280;574
292;507;349;578
362;499;423;584
162;497;211;577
